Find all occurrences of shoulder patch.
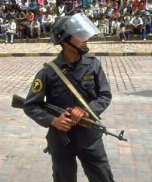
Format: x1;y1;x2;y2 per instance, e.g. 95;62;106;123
32;79;43;93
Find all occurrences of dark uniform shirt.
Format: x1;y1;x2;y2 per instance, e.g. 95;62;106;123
23;52;112;153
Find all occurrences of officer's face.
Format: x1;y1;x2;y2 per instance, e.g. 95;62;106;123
62;36;89;63
70;36;88;50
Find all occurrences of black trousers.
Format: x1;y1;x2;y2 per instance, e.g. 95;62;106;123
51;137;115;182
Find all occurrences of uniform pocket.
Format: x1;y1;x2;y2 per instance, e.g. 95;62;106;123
46;127;70;154
81;80;97;100
81;80;95;89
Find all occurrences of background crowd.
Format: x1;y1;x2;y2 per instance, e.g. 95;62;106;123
0;0;152;43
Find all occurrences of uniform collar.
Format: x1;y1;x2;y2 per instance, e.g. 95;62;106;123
54;51;90;68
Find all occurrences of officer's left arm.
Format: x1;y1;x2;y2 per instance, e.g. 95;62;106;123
88;58;112;116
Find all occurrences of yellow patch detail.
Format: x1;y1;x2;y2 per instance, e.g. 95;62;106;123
83;75;94;81
32;79;43;93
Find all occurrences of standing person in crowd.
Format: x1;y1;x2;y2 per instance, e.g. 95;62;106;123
23;13;115;182
142;10;152;39
0;19;8;40
30;15;41;38
20;9;34;38
5;18;16;43
15;8;26;38
98;14;109;38
111;18;121;35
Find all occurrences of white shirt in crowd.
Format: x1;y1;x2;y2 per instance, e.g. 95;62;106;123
58;5;65;16
130;17;143;25
42;14;57;24
8;21;17;34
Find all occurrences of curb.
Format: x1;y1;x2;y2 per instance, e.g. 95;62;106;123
0;52;152;57
88;52;152;56
1;39;152;44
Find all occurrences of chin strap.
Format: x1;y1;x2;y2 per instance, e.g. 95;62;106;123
67;41;89;55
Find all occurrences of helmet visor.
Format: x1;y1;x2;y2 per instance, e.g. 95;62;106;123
61;13;100;41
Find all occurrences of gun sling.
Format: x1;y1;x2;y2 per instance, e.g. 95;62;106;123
47;61;102;124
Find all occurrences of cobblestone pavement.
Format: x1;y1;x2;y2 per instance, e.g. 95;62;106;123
0;42;152;54
0;56;152;182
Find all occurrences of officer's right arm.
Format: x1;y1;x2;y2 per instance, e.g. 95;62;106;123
23;68;54;128
23;68;73;131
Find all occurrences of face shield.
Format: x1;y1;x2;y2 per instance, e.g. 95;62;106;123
60;13;100;41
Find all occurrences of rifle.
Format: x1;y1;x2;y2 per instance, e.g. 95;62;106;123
11;94;127;141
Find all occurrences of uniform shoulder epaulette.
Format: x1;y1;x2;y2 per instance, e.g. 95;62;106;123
43;63;47;67
86;55;97;61
86;54;97;59
43;62;52;68
42;63;53;72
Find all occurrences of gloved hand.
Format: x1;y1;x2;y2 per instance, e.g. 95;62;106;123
51;110;74;132
67;106;89;124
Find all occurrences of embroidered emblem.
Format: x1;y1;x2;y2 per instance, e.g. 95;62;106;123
83;75;94;81
32;79;43;93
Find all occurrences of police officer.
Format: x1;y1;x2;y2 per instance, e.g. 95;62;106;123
23;13;115;182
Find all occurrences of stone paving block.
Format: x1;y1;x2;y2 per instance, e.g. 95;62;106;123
0;175;12;182
11;168;31;182
136;172;152;182
122;177;136;182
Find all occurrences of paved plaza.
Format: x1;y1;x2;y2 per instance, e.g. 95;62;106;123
0;42;152;56
0;43;152;182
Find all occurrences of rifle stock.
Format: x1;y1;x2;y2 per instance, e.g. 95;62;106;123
11;95;25;109
11;94;127;141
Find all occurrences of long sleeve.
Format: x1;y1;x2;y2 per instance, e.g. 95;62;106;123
23;68;54;128
88;58;112;116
